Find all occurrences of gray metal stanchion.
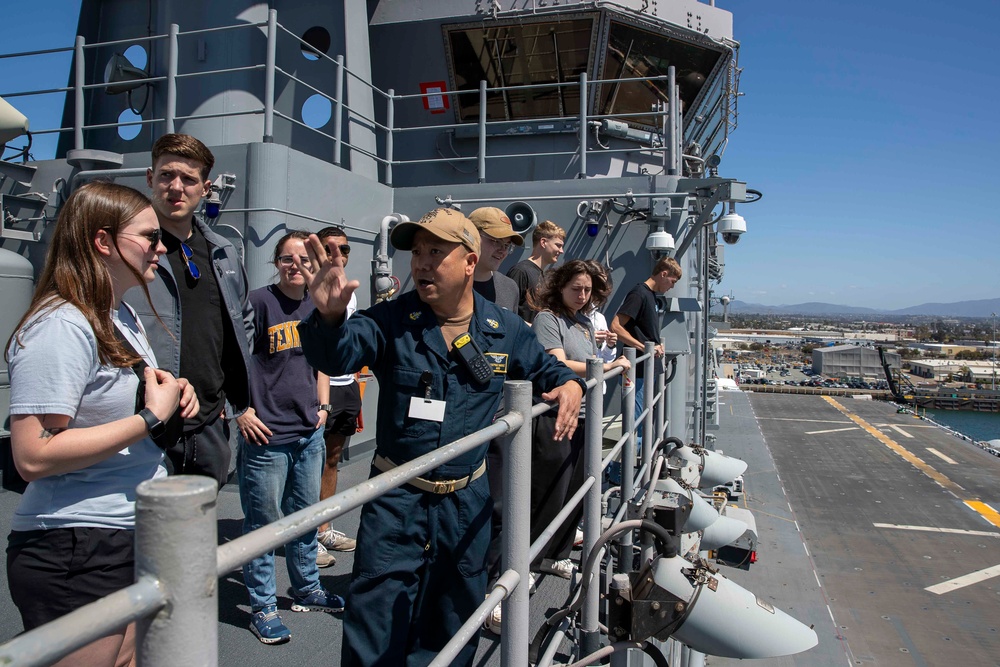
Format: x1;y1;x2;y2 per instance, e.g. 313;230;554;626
641;342;655;484
656;336;667;443
501;381;532;667
135;475;219;667
581;359;603;656
617;347;637;575
642;342;656;564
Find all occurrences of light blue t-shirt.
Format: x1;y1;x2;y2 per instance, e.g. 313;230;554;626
7;301;166;531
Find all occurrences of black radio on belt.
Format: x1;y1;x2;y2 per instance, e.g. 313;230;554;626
451;332;493;385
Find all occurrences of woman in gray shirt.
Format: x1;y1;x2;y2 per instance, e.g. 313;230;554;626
5;182;197;667
527;260;630;579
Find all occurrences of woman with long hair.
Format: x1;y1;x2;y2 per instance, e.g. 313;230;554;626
5;181;198;666
527;259;630;579
235;230;345;646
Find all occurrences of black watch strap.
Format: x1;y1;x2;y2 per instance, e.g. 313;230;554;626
139;407;166;439
572;377;588;393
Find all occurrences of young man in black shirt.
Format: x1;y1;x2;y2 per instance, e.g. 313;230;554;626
506;219;565;323
611;256;682;439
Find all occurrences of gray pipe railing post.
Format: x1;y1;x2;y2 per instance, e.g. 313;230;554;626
501;381;532;667
134;476;219;666
578;72;588;178
641;342;656;564
642;342;655;486
656;337;667;443
667;66;677;175
333;55;345;165
263;9;277;142
74;35;85;150
617;346;637;574
581;358;603;656
166;24;178;134
478;80;487;183
385;89;394;186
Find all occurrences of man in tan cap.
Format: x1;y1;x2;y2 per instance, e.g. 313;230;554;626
468;207;522;312
296;207;585;667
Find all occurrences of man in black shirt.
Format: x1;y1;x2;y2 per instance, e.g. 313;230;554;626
506;220;565;322
127;134;254;488
611;257;682;439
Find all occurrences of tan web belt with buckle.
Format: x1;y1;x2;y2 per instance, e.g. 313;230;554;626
372;454;486;494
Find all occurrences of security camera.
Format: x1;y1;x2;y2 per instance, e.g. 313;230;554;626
718;208;746;245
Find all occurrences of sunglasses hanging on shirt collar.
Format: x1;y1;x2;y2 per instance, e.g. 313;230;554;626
179;241;201;281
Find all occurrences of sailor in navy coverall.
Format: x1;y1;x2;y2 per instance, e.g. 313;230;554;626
297;208;583;666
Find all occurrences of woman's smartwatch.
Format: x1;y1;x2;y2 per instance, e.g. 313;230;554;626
139;407;166;439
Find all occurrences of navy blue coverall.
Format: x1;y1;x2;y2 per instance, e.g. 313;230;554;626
299;290;576;667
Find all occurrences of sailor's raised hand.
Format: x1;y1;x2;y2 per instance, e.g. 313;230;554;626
297;234;360;324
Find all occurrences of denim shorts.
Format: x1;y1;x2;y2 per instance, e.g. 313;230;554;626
7;527;135;630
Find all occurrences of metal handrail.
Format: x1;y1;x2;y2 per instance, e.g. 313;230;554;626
0;335;671;667
0;9;694;182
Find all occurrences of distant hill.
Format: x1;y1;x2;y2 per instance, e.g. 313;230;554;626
728;297;1000;317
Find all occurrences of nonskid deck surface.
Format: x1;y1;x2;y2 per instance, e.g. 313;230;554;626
724;392;1000;667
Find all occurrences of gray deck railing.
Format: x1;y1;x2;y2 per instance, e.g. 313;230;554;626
0;343;668;667
0;8;732;183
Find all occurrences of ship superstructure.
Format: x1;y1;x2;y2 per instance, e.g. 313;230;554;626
0;2;820;665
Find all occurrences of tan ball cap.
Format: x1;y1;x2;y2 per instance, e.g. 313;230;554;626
390;208;481;255
468;207;524;246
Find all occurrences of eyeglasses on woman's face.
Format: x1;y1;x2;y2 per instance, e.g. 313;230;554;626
277;254;312;267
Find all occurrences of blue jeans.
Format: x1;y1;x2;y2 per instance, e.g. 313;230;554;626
635;376;646;444
238;428;325;611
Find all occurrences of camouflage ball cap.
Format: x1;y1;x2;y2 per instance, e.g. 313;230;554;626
390;208;481;255
468;207;524;246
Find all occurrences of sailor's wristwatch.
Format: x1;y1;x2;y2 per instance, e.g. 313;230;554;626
319;404;334;413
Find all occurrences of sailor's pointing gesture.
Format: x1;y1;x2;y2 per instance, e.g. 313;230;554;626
296;233;360;324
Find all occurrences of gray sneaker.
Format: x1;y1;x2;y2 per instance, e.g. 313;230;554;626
316;542;336;568
318;529;357;552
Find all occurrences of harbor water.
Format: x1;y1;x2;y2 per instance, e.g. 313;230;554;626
923;408;1000;443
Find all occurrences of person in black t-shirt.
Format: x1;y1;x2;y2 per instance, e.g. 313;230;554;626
469;207;521;312
505;219;565;323
611;256;682;439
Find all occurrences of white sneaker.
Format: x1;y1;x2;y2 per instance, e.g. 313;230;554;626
538;558;575;579
484;603;502;635
573;528;584;547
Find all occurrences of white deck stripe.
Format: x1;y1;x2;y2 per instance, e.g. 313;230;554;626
926;448;958;465
925;563;1000;595
759;417;853;424
889;424;914;438
806;427;860;435
873;522;1000;538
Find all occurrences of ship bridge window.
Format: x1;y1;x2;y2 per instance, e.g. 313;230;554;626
445;18;595;123
598;21;723;129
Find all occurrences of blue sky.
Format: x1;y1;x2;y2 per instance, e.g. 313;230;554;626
3;0;997;311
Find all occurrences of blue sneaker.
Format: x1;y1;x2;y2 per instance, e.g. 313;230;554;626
249;605;291;645
289;587;345;613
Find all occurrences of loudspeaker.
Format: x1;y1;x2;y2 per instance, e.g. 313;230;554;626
670;445;748;489
104;53;149;95
504;201;537;236
0;96;29;144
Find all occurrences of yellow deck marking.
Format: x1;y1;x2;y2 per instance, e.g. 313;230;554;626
964;501;1000;529
823;397;964;494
